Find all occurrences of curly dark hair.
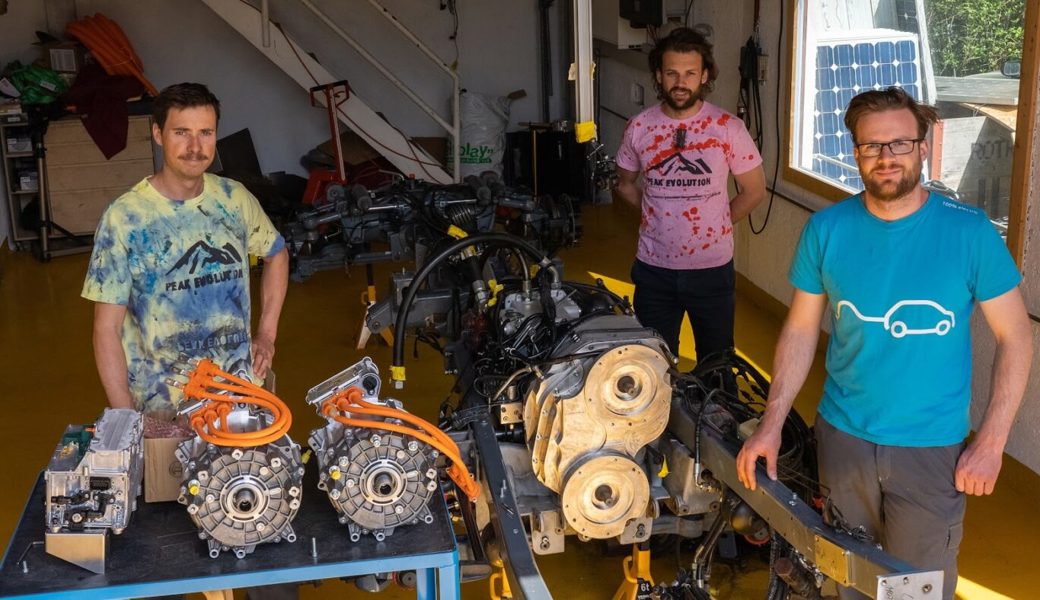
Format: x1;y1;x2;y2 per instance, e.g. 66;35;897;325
844;87;938;142
648;27;718;99
153;82;221;130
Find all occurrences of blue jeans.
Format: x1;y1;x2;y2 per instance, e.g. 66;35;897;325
630;258;735;361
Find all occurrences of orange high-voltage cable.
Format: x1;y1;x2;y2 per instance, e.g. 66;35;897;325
178;358;293;447
322;386;480;500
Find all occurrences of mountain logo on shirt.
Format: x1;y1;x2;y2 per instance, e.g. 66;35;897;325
648;152;713;177
167;241;243;276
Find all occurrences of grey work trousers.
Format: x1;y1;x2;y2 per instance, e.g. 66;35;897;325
815;416;966;600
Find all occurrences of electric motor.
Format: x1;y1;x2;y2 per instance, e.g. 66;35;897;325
307;358;442;542
175;415;304;559
168;357;303;559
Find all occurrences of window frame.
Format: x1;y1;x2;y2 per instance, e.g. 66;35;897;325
781;0;1040;263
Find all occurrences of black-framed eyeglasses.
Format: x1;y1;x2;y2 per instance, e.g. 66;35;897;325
855;139;923;157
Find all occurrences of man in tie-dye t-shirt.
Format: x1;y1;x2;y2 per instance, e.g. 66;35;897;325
614;27;765;362
82;83;288;413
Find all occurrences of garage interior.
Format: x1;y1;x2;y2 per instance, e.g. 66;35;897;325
0;1;1038;599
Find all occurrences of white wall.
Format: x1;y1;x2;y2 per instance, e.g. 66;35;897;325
5;0;563;182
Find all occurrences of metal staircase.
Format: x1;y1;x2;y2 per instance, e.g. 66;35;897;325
201;0;457;184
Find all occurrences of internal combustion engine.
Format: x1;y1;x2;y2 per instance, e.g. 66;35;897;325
45;408;144;536
307;358;443;542
170;358;304;559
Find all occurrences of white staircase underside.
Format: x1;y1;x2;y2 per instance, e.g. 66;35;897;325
202;0;452;184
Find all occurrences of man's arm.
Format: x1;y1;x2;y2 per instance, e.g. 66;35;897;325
613;166;642;209
956;286;1032;496
736;289;828;490
730;166;767;222
252;247;289;380
93;302;135;409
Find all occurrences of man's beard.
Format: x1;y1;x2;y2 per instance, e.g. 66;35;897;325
861;159;922;202
663;86;701;111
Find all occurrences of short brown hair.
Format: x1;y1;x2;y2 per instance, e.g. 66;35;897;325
843;87;937;142
153;82;221;130
648;27;718;98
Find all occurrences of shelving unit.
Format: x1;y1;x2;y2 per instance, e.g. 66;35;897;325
0;114;44;247
1;113;155;259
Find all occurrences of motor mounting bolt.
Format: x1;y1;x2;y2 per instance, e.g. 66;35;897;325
540;536;550;550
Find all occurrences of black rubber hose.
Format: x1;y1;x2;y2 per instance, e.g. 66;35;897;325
391;233;558;382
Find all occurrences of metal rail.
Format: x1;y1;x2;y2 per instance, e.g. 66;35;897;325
667;404;944;599
297;0;461;181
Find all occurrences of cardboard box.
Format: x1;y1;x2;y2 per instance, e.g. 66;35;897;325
143;411;191;503
41;42;88;74
143;436;190;502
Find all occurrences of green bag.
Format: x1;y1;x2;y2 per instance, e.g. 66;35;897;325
10;64;67;105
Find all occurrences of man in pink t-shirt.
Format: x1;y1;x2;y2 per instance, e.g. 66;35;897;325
614;27;766;361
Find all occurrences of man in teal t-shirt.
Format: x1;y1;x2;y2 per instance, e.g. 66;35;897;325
735;88;1031;599
83;83;289;414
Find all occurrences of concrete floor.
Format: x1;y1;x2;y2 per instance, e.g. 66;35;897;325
0;201;1036;599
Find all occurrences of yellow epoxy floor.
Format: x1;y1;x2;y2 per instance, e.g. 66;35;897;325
0;202;1036;599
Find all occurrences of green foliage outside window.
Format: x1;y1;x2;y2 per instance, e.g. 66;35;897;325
924;0;1025;76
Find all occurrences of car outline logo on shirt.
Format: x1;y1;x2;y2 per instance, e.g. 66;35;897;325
835;299;955;338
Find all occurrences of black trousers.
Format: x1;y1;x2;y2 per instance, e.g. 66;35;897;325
630;258;735;362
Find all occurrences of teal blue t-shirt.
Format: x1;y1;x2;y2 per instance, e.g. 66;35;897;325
789;193;1021;446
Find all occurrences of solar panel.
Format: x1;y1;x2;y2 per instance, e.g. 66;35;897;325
810;30;922;190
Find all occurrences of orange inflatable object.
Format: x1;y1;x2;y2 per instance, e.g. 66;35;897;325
66;13;158;97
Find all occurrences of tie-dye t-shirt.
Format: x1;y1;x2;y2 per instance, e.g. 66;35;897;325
82;174;285;412
615;101;761;270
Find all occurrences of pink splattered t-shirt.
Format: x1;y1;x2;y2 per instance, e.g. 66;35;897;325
616;101;761;270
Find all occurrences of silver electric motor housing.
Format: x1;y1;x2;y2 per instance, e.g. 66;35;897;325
308;358;439;542
44;408;144;535
175;405;304;559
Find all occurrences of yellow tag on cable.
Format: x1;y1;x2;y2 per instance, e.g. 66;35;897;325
390;365;406;382
447;225;468;239
575;121;597;144
658;457;669;478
